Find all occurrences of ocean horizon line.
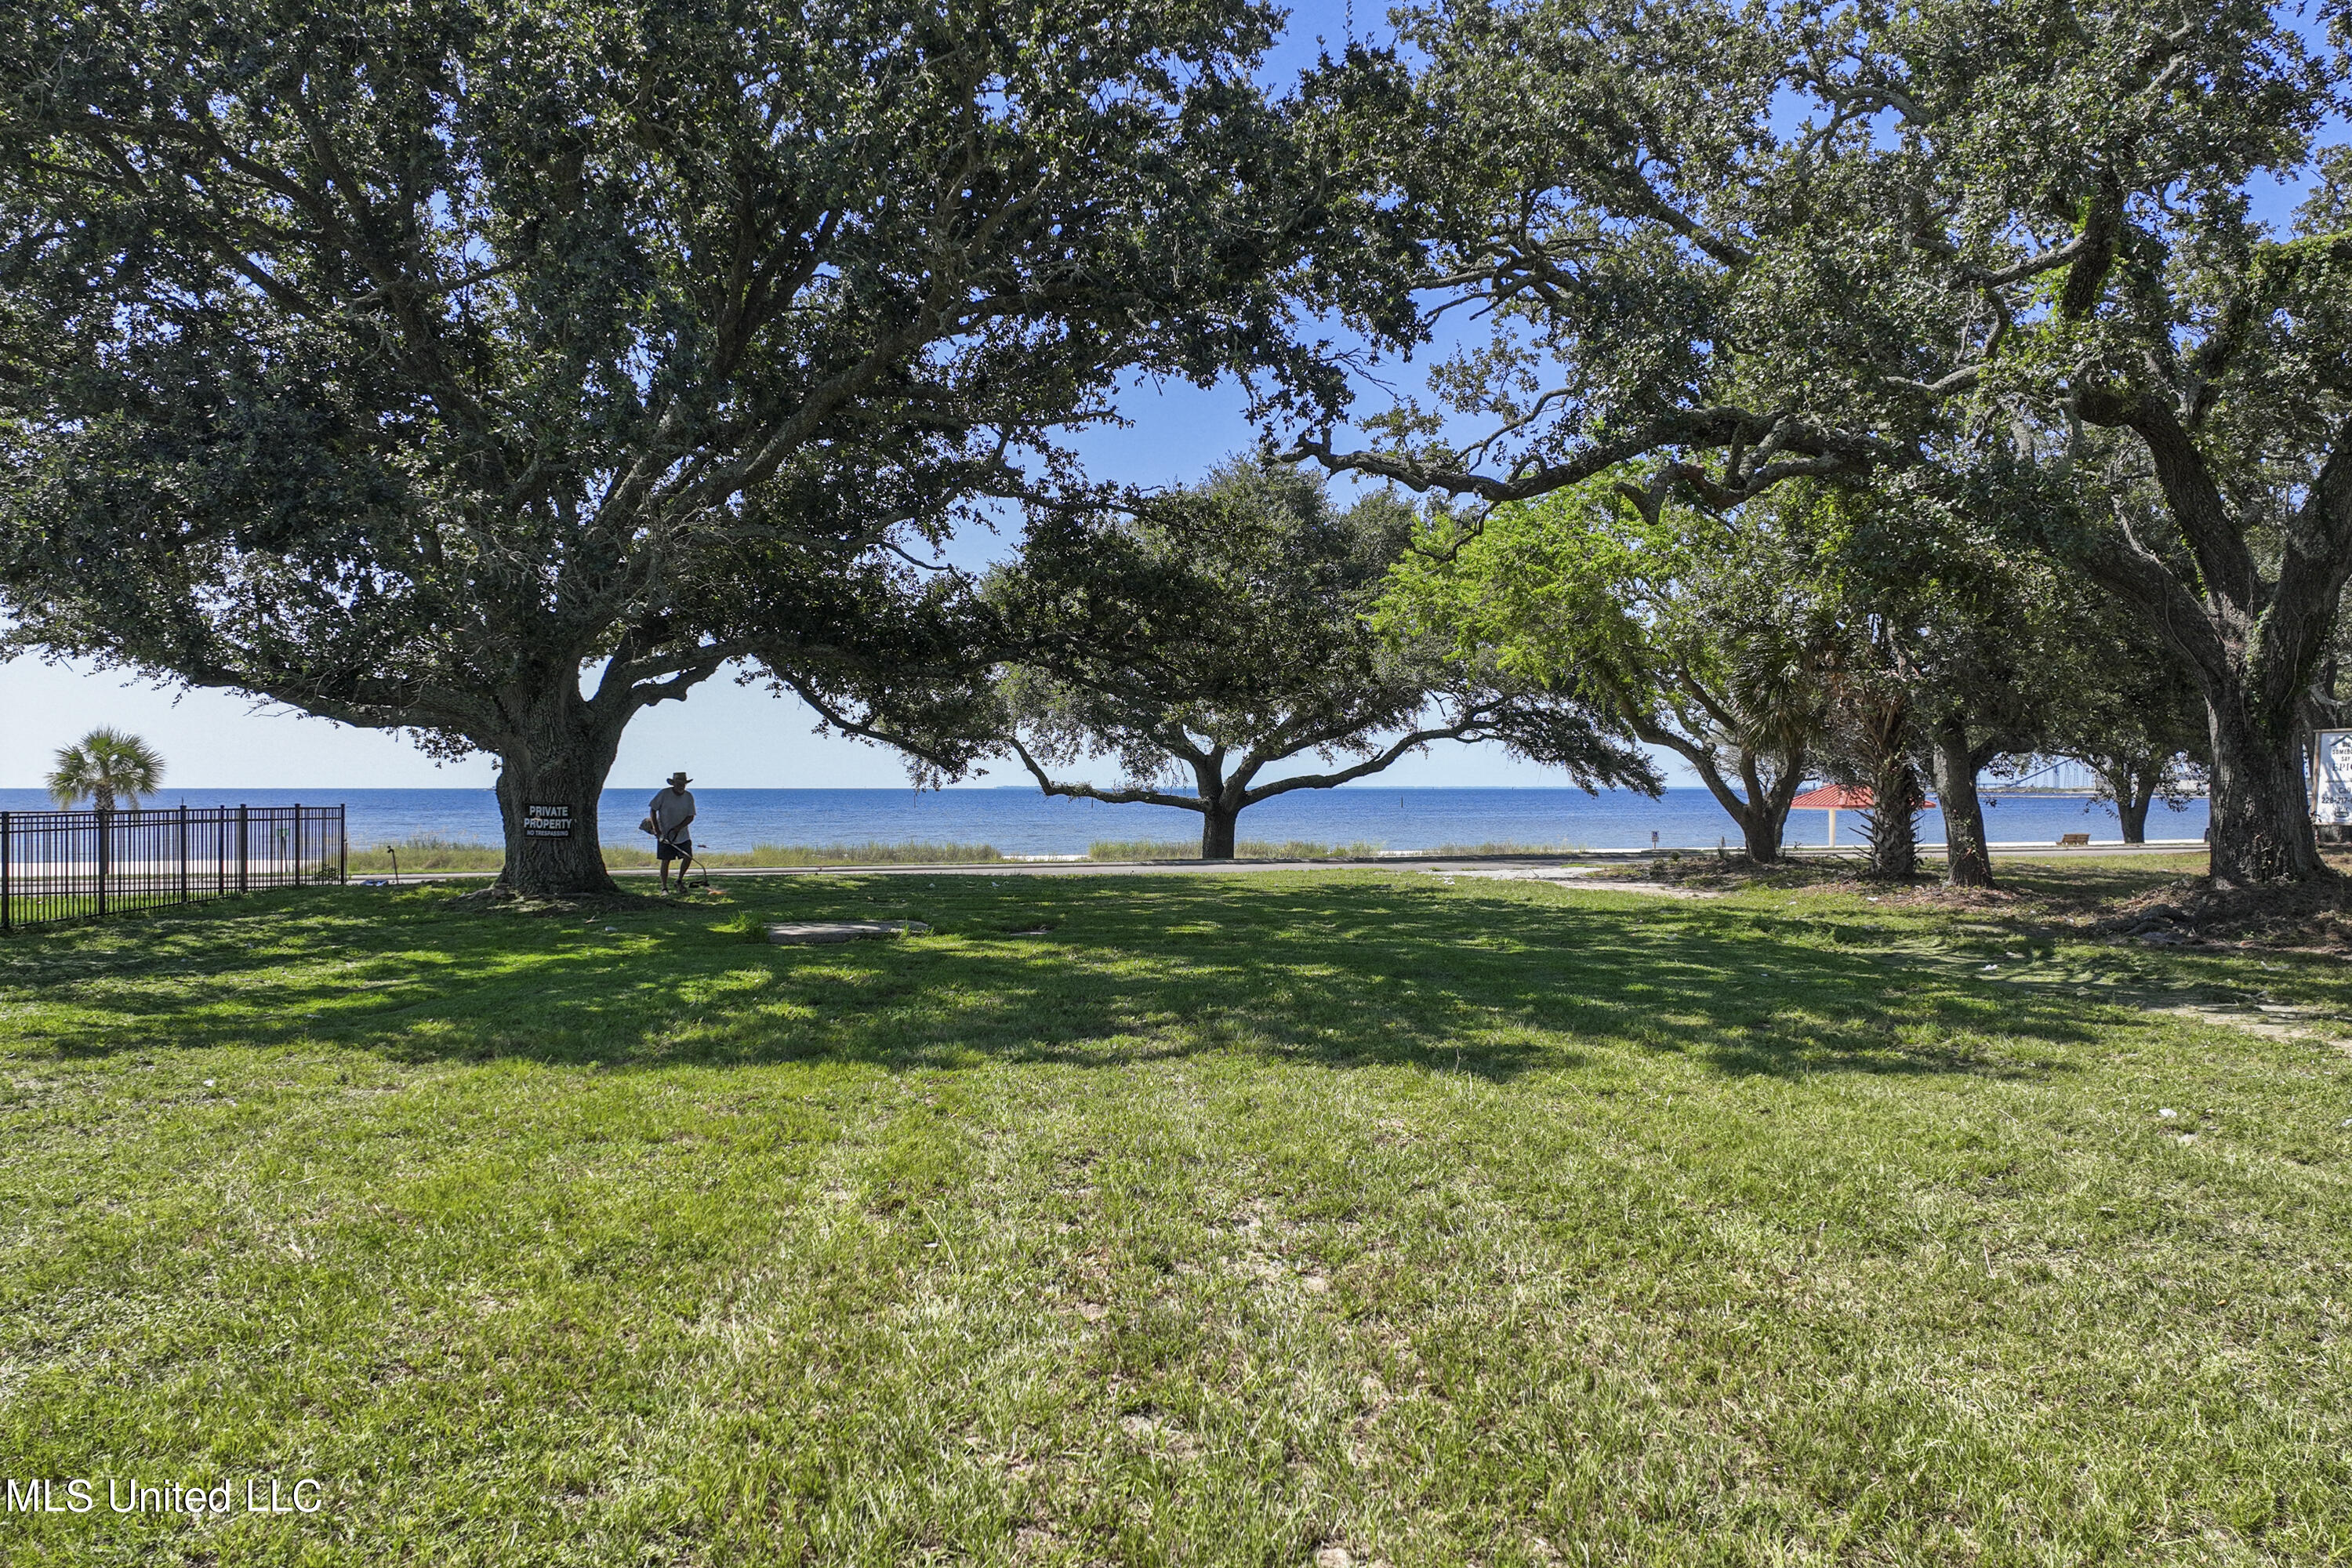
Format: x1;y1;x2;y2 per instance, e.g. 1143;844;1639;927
0;782;2198;856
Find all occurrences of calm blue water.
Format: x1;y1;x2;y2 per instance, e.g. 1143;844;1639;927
0;786;2209;855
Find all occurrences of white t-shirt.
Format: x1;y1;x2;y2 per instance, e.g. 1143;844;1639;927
648;789;696;837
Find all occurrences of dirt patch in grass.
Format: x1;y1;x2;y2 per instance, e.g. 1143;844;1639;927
2089;870;2352;954
447;885;697;917
1567;878;1722;898
1602;850;2352;957
1588;856;2015;906
1588;855;1852;891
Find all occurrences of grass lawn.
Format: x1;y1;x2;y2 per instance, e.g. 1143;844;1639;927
2;865;2349;1565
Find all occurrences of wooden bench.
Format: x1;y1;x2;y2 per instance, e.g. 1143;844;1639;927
2056;832;2091;847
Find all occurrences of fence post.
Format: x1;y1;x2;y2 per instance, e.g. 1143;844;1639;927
2;812;10;935
96;810;108;918
238;805;249;894
338;807;347;884
179;804;190;908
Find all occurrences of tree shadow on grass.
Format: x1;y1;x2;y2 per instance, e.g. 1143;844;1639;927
1977;862;2203;908
0;877;2104;1083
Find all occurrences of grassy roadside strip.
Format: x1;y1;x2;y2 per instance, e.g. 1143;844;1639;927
344;838;1011;873
350;837;1475;871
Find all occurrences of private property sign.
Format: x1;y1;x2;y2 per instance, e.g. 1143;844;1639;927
523;804;573;839
2315;731;2352;826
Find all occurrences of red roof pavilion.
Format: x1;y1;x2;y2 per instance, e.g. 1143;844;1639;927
1787;783;1933;849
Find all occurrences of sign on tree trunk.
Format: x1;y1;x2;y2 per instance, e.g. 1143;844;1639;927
2314;733;2352;828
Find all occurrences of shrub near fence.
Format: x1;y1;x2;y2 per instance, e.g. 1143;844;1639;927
0;805;345;932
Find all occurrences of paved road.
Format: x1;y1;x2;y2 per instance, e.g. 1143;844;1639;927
665;843;2205;879
358;840;2207;887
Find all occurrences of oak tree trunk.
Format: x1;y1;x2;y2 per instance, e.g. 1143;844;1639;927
1730;750;1806;864
1737;809;1785;864
491;691;626;898
2084;756;2158;844
2204;688;2321;884
1929;718;1994;889
1640;722;1801;865
1200;806;1239;860
2071;404;2351;884
2116;772;2154;845
1717;749;1795;863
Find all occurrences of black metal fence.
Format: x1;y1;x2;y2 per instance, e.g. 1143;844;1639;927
0;805;345;933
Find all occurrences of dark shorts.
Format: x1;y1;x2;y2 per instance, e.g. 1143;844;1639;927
657;837;692;862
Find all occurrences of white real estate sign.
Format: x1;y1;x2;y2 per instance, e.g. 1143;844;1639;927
2315;730;2352;826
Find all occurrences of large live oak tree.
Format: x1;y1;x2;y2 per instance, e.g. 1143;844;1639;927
1877;9;2352;885
0;0;1339;895
1291;0;2350;882
1377;475;1831;865
985;459;1652;858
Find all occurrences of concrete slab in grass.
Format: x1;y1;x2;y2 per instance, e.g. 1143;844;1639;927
766;920;931;946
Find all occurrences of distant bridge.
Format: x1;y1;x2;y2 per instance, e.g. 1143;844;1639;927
1983;757;2212;797
1987;757;2104;795
1791;756;2207;803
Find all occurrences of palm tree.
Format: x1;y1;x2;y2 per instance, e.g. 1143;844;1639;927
45;728;165;812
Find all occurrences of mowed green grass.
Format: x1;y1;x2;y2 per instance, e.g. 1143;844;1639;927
2;867;2349;1566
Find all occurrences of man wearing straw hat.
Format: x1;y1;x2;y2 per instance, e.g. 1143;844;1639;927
644;771;699;892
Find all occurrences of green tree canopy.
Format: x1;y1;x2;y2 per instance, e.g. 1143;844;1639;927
1376;474;1828;862
0;0;1341;894
1791;481;2069;887
987;458;1652;858
1294;0;2350;882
